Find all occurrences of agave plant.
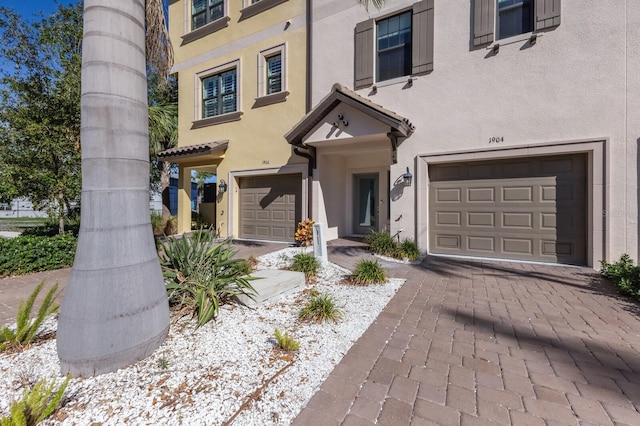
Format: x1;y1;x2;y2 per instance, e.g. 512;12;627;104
158;230;257;328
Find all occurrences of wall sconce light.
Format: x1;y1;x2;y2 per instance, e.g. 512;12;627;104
218;179;228;193
492;43;500;53
402;167;413;187
529;34;537;45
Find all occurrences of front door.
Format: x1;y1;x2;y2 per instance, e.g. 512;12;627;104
353;174;379;234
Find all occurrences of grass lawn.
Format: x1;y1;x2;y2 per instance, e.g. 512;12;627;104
0;217;48;232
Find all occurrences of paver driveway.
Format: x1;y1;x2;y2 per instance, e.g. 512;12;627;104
295;253;640;425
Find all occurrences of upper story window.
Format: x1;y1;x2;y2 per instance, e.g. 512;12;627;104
192;0;224;30
255;45;288;107
266;54;282;94
497;0;533;40
354;0;434;90
376;11;412;82
202;69;237;118
473;0;560;47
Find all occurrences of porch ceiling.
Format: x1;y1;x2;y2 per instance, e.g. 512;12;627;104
285;83;415;147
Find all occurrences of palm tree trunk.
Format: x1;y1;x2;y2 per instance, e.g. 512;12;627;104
57;0;170;377
160;160;172;221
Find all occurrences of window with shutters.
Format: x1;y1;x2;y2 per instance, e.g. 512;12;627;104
473;0;560;47
354;0;434;90
192;0;224;30
255;45;288;106
201;68;237;118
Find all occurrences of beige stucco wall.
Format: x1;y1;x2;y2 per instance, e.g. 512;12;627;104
310;0;639;264
169;0;308;236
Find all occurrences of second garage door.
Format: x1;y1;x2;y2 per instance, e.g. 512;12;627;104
239;174;301;242
429;154;586;264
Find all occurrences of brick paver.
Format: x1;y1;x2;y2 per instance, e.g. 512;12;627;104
293;248;640;425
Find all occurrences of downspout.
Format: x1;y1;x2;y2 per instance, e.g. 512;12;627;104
298;0;314;220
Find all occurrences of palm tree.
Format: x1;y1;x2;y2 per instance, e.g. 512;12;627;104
148;101;178;222
56;0;172;377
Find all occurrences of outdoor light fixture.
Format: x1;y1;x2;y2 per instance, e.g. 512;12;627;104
218;179;228;193
402;167;413;187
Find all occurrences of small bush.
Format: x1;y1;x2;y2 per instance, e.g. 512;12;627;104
399;239;420;261
295;219;314;247
274;329;300;351
363;230;398;258
151;211;165;236
1;376;70;426
600;254;640;299
349;259;387;285
164;216;178;236
0;234;77;277
159;231;257;328
299;293;343;323
290;253;321;280
1;281;59;352
235;256;258;276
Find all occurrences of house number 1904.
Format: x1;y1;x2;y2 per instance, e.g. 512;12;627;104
489;136;504;144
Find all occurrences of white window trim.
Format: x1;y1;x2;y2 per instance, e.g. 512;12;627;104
194;59;241;121
372;6;413;85
257;44;286;98
242;0;261;7
184;0;230;34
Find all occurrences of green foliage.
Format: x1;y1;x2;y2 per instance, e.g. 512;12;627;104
399;239;420;261
0;234;77;277
151;211;165;236
157;357;170;370
363;230;421;261
159;231;258;328
299;293;343;323
295;219;314;247
290;253;321;280
0;376;70;426
349;259;387;285
0;281;59;352
274;329;300;352
600;254;640;299
0;3;83;230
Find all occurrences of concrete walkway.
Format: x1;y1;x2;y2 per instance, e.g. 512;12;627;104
2;239;640;424
295;250;640;425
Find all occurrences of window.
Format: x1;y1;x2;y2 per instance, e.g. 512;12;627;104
354;0;434;89
239;0;288;21
202;69;237;118
192;0;224;30
497;0;533;40
256;45;287;105
473;0;560;47
376;12;412;82
266;54;282;94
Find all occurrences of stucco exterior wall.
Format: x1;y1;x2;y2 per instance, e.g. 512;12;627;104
169;0;308;236
311;0;639;263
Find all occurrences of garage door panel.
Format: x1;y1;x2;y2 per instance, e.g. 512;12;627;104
239;174;301;242
429;154;586;264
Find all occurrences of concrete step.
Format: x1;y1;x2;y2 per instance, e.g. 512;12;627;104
236;269;305;307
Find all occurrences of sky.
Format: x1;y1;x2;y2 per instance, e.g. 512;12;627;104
0;0;77;20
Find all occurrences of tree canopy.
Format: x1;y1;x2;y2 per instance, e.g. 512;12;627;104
0;2;83;231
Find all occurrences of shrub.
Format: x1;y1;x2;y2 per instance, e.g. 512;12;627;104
164;216;178;236
150;211;165;236
399;239;420;261
290;253;321;280
299;293;343;323
1;281;59;352
158;231;257;328
349;259;387;285
600;254;640;299
274;329;300;351
363;230;399;258
0;233;77;277
1;376;70;426
295;219;314;247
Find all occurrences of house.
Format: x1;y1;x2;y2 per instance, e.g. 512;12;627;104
162;0;309;241
283;0;640;267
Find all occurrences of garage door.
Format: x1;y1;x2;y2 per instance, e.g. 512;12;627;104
429;154;586;264
239;174;301;242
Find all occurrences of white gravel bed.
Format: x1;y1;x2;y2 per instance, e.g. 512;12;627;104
0;247;404;425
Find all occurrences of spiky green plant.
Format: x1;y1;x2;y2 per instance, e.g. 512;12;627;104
399;239;420;261
363;230;399;258
290;253;321;280
0;376;70;426
274;329;300;351
298;293;343;323
349;259;387;285
158;231;258;328
0;281;58;352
